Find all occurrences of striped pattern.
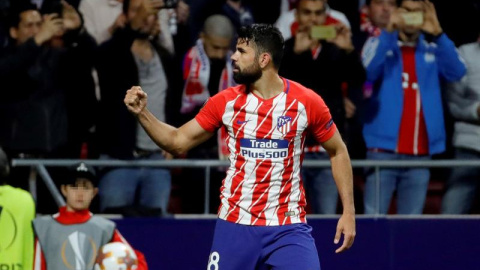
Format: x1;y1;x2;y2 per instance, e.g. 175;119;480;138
397;46;429;155
196;78;336;226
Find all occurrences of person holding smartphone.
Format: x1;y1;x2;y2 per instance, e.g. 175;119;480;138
279;0;366;214
0;1;98;201
361;0;466;215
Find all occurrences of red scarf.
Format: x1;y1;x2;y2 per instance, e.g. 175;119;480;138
181;39;235;159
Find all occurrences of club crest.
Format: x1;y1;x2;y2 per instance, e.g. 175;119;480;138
277;116;292;135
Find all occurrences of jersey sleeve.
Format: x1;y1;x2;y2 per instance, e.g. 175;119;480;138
308;91;337;143
111;230;148;270
194;92;226;133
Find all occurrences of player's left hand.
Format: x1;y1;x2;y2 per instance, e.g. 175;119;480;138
334;212;356;253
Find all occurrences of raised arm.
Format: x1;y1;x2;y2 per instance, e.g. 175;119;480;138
320;131;356;253
125;86;213;156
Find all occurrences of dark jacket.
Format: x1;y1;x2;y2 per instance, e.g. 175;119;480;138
279;38;366;143
0;29;97;155
96;26;182;159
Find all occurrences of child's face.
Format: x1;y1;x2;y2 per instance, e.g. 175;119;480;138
61;179;97;211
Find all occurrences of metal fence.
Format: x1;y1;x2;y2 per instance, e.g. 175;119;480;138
12;159;480;215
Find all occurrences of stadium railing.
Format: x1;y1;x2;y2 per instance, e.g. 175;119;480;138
11;159;480;215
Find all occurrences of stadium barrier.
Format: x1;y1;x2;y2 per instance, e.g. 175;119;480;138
12;159;480;269
12;159;480;215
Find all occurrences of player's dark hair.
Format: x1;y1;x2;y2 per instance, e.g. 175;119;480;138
237;24;284;70
8;1;38;28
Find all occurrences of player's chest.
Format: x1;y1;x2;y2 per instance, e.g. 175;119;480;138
222;98;307;140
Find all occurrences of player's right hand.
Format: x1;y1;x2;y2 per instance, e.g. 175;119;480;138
125;86;148;116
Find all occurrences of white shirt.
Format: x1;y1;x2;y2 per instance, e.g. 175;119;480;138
79;0;174;53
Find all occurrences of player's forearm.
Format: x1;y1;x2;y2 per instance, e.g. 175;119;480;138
330;147;355;215
137;109;186;156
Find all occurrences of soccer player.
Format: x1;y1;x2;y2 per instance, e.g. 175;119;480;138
125;24;355;269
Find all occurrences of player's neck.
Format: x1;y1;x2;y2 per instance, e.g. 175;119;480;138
250;71;284;100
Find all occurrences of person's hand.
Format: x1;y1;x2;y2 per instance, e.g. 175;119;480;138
61;1;81;31
334;212;356;253
293;26;314;54
144;0;164;14
109;13;127;34
330;23;354;53
125;86;148;116
386;7;406;33
34;14;63;45
176;0;189;24
149;15;161;38
421;0;442;35
344;97;356;119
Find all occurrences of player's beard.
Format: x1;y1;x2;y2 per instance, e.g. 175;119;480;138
233;61;262;86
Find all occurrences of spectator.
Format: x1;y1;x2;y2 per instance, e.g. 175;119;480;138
441;29;480;214
32;163;148;269
351;0;398;161
0;2;96;169
79;0;175;54
0;147;35;270
96;0;181;216
179;14;235;213
355;0;397;50
279;0;365;214
275;0;350;40
361;0;466;214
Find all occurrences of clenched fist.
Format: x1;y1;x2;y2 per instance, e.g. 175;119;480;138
125;86;148;115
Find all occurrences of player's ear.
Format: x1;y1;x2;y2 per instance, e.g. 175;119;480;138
259;52;271;69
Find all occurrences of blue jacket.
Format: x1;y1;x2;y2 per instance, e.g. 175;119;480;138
361;30;466;155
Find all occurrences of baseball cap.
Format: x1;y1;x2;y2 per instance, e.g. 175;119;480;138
63;162;97;186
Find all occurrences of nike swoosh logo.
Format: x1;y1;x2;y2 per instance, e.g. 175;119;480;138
237;120;250;125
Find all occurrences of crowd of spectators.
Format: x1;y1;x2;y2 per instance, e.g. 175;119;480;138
0;0;479;216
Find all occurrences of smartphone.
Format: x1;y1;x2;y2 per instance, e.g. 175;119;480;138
310;25;336;40
161;0;178;9
401;12;424;26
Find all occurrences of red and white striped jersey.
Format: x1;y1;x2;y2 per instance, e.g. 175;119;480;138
195;78;336;226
